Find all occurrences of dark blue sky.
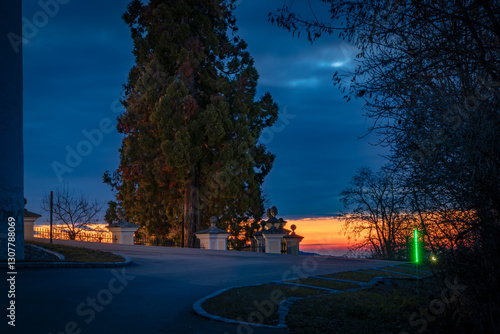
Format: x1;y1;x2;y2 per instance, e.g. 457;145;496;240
22;0;386;221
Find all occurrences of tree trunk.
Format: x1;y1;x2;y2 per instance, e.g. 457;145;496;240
183;165;200;248
0;1;24;260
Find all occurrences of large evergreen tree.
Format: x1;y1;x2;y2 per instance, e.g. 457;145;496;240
107;0;278;247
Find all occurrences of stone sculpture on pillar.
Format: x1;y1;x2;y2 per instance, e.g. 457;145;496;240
252;206;304;254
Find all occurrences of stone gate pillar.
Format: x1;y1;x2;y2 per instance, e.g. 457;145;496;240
194;217;229;250
107;220;140;245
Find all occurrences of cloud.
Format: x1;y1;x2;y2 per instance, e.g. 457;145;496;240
247;42;357;89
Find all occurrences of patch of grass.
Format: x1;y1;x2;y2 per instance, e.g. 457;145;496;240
287;278;442;334
202;284;325;326
319;271;380;282
399;263;432;271
26;241;125;263
380;266;430;277
359;269;414;279
286;278;361;290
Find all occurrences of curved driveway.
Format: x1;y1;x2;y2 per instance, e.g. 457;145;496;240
11;240;395;334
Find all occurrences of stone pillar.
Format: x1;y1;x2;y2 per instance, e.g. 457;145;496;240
252;231;265;252
24;213;41;240
256;207;305;254
107;220;140;245
24;199;41;240
262;230;286;254
284;237;302;255
283;224;304;255
194;217;229;250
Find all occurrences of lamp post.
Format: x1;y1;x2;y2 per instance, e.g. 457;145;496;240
50;190;53;244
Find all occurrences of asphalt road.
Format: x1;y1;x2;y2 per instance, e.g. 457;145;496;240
5;240;396;334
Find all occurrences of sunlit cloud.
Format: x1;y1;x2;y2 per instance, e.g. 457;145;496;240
254;42;358;89
316;60;348;68
288;77;319;87
330;60;347;67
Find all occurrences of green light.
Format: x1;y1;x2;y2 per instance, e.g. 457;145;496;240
414;229;419;263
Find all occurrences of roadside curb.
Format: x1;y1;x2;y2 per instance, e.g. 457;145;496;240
28;243;66;260
192;283;287;329
0;253;131;269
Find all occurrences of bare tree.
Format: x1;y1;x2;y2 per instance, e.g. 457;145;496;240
271;2;500;330
270;0;500;234
340;167;414;260
41;188;102;240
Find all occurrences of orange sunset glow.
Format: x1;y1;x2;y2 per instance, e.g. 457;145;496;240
34;218;355;255
285;217;351;256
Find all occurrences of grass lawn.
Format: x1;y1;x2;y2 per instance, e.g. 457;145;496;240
398;263;432;271
285;278;361;290
286;278;443;334
25;240;125;263
379;266;430;277
359;269;415;279
200;265;441;332
201;284;326;326
318;270;382;282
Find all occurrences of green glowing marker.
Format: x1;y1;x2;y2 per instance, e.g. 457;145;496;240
414;229;419;263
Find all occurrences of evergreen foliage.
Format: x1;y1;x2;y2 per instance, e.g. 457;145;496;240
105;0;278;247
